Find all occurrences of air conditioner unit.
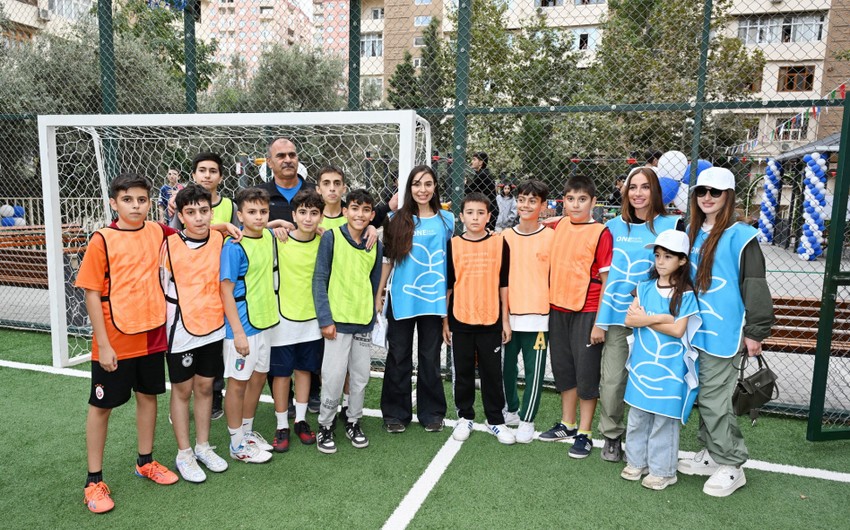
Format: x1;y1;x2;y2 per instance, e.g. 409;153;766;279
769;0;782;4
780;143;792;151
39;8;52;21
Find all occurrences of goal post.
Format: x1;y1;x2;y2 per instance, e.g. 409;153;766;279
38;111;432;367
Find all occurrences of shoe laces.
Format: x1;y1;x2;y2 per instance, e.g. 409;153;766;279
248;431;269;444
87;481;111;500
196;445;217;460
142;461;170;478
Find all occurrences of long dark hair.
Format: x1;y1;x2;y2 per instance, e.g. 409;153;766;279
622;167;666;234
688;188;737;293
383;165;447;263
648;246;695;317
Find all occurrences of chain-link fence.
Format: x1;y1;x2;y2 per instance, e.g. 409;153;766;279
2;0;849;436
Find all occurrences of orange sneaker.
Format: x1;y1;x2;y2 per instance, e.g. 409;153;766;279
134;460;179;485
84;481;114;514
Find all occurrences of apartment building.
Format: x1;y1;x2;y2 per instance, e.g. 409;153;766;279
0;0;90;46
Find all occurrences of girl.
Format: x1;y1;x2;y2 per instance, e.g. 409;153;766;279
590;167;682;461
621;230;700;491
378;165;455;433
678;167;774;497
495;182;517;232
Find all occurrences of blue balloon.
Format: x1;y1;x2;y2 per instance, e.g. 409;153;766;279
682;159;712;185
0;217;14;227
659;177;679;204
12;205;24;218
803;154;812;162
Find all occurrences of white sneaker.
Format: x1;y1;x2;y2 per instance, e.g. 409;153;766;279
677;448;720;476
503;410;521;427
195;443;228;473
243;430;273;452
229;442;273;464
642;474;678;491
703;465;746;497
452;418;473;441
620;464;649;481
516;421;535;444
175;453;207;483
485;422;516;445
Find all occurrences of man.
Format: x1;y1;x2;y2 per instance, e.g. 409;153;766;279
466;152;496;230
260;138;318;224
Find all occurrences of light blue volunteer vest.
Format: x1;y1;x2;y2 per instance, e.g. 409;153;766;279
624;280;700;423
689;222;758;358
597;215;680;328
389;211;455;319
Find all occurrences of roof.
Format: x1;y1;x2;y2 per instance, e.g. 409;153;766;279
775;132;841;162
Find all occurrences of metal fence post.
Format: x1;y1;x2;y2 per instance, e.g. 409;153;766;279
97;0;117;114
348;0;361;111
184;4;198;114
687;0;713;188
449;0;473;220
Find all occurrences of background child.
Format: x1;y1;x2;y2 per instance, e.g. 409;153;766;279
317;165;349;231
502;180;554;443
159;167;183;224
622;230;701;491
76;173;178;514
443;192;514;445
495;181;517;233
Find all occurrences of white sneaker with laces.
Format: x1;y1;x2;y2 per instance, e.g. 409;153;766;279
516;421;535;444
175;453;207;483
230;442;273;464
195;443;228;473
244;430;274;452
452;418;473;441
620;464;649;481
677;448;720;476
485;422;516;445
503;410;521;427
703;465;746;497
642;474;678;491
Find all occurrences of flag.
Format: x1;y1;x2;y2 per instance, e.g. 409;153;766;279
840;83;846;99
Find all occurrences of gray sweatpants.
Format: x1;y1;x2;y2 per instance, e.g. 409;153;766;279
318;332;372;428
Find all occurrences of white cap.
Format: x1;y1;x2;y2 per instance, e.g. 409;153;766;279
645;229;690;255
695;167;735;191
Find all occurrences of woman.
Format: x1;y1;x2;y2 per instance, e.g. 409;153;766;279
378;165;455;433
677;167;774;497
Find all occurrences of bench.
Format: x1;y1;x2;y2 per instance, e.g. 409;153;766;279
0;225;87;289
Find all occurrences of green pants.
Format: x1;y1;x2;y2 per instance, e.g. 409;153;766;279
697;350;749;466
503;331;548;422
598;325;631;439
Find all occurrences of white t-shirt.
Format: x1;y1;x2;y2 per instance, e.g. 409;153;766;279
268;315;322;347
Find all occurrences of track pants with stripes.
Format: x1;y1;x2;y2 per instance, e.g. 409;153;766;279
502;331;548;422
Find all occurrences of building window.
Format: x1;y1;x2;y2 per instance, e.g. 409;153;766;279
414;16;432;27
371;7;384;20
360;33;383;58
575;0;605;4
413;58;422;68
571;28;599;51
778;66;814;92
259;6;273;15
415;0;432;4
745;75;762;93
775;116;809;141
413;36;425;47
536;0;563;6
738;13;825;45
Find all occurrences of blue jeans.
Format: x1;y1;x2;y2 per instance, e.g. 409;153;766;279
625;407;680;478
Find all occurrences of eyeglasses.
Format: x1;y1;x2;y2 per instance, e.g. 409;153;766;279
694;186;724;198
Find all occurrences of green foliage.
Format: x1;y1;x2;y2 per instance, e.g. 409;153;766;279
388;51;424;110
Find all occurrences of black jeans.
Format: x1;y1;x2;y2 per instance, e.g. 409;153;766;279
451;329;506;425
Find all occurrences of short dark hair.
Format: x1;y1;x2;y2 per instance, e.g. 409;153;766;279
472;152;489;167
110;172;152;198
516;179;549;202
563;175;597;198
192;152;223;174
317;165;345;184
461;192;491;212
345;188;375;208
235;187;270;210
646;150;663;165
175;183;212;212
292;189;325;212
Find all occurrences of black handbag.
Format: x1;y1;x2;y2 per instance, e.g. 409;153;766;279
732;355;779;422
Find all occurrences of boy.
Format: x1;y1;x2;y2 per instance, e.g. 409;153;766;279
162;184;229;482
501;180;554;443
313;189;384;454
158;167;183;224
443;192;515;445
540;175;613;459
267;189;325;452
76;173;179;514
220;187;279;464
317;165;348;231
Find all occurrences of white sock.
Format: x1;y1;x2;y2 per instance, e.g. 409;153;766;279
294;401;308;423
275;411;289;430
342;394;350;407
195;441;210;453
228;427;244;449
242;417;253;433
177;447;193;460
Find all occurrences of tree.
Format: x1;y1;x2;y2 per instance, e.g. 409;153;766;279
388;52;423;110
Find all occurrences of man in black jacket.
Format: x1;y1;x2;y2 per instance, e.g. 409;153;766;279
466;152;496;230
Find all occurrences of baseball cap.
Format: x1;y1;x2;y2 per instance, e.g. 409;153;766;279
694;167;735;191
645;229;690;255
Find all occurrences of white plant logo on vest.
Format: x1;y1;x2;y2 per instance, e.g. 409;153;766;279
602;247;653;315
401;242;446;303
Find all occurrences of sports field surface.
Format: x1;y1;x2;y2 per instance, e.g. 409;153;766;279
2;328;849;529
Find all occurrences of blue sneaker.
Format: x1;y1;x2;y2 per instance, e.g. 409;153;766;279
568;433;593;459
538;422;577;442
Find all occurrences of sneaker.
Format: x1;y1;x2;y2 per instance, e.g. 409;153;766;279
194;444;228;472
317;426;337;454
384;420;406;433
452;418;473;441
424;419;444;432
678;448;720;476
620;464;649;481
601;437;623;462
538;422;577;442
642;474;678;491
244;430;273;452
229;442;273;463
485;422;516;445
210;407;224;421
175;453;206;483
294;420;316;445
503;410;521;427
703;465;746;497
273;428;290;453
345;421;370;448
84;481;114;514
308;394;321;414
568;434;593;459
135;461;179;485
516;421;535;444
211;393;224;420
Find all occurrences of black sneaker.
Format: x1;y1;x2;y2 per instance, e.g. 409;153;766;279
345;421;369;448
294;420;316;445
424;419;444;432
383;420;406;433
601;437;623;462
211;392;224;420
568;433;593;459
307;395;321;414
538;422;577;442
317;426;336;454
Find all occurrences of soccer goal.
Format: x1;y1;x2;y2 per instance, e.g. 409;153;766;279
38;111;431;368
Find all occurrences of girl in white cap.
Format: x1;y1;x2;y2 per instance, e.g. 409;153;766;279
621;229;701;491
678;167;774;497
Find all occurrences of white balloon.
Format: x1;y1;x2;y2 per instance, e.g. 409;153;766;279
672;181;689;211
657;151;689;181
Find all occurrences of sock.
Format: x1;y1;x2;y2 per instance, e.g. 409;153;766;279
564;422;577;430
275;411;289;430
195;441;210;453
578;429;592;437
86;471;103;487
137;453;153;467
342;394;350;408
294;401;308;423
242;417;254;433
177;447;193;460
229;426;244;449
